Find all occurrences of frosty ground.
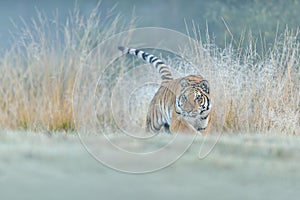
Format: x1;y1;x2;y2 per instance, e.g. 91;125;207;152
1;131;299;200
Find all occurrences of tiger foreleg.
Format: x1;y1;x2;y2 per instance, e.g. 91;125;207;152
169;117;198;134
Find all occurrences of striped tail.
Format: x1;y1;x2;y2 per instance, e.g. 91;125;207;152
118;46;173;82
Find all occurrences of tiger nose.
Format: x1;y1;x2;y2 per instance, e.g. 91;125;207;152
186;101;194;112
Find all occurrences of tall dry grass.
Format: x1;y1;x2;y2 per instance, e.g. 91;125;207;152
0;4;298;135
95;27;299;135
0;4;131;131
185;27;300;135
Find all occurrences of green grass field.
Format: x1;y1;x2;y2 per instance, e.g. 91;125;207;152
1;131;300;200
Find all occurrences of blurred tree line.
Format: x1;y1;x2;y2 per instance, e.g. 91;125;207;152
202;0;300;46
104;0;300;48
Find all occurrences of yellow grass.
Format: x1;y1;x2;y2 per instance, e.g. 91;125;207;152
206;28;300;135
0;4;130;131
0;4;299;134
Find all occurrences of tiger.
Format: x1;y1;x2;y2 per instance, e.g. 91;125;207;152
118;46;212;134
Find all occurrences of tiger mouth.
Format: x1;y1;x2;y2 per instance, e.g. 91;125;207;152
185;112;204;118
200;114;209;120
197;127;207;131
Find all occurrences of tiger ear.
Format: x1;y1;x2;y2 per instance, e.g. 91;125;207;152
199;80;210;94
180;78;188;87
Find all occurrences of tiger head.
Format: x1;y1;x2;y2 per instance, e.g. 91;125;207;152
175;76;212;120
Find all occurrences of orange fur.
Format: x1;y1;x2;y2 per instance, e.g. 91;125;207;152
146;75;211;134
119;46;212;134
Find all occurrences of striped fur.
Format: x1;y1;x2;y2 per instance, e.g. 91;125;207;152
118;46;212;134
118;46;173;82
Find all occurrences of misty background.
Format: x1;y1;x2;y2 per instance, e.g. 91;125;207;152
1;0;300;53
